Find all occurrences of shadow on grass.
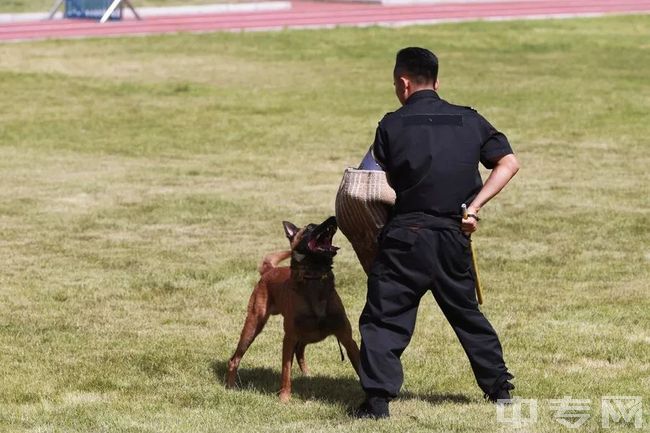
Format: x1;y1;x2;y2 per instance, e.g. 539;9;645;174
211;360;471;406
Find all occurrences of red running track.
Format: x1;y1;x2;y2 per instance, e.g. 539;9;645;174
1;0;649;42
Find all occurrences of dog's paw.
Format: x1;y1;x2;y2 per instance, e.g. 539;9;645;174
278;391;291;403
224;374;239;389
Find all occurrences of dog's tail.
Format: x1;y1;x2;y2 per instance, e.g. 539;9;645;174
258;250;292;275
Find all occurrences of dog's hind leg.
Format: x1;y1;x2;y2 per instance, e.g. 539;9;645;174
294;342;309;376
226;287;270;389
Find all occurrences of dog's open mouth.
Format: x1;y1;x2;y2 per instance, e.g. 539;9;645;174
308;221;339;254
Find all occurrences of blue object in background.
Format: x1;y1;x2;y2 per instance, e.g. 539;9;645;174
65;0;122;20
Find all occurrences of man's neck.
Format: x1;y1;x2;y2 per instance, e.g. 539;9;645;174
409;85;435;96
404;88;438;105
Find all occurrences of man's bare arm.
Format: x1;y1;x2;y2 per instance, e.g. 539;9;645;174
462;153;520;234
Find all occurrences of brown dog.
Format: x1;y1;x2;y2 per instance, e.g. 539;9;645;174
226;216;360;402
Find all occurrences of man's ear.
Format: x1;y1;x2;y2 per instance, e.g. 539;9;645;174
395;75;410;105
282;221;299;242
434;78;440;91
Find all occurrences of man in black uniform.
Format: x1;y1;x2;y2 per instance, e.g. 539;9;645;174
355;47;520;418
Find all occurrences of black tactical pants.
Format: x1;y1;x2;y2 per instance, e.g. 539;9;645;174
359;212;512;399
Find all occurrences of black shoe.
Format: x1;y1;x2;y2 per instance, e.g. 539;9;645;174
487;387;513;405
352;396;389;419
485;376;515;405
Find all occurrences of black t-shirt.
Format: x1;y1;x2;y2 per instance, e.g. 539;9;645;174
371;89;513;216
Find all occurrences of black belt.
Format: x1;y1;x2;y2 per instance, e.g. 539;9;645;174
389;211;462;232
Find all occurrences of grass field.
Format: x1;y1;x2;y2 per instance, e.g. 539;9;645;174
1;15;649;433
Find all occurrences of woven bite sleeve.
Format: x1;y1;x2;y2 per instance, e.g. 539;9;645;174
335;168;396;274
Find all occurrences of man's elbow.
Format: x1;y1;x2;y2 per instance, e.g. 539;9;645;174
500;153;520;176
509;155;521;175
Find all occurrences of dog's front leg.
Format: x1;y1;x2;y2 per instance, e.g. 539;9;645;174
295;342;309;376
279;334;297;402
336;321;361;376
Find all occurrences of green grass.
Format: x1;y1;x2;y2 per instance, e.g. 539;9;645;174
1;16;649;433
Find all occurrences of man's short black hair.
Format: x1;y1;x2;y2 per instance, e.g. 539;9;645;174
394;47;439;85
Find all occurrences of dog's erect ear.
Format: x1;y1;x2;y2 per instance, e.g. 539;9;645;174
282;221;299;242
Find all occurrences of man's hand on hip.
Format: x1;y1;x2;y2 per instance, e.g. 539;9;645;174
465;154;520;234
462;207;480;235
